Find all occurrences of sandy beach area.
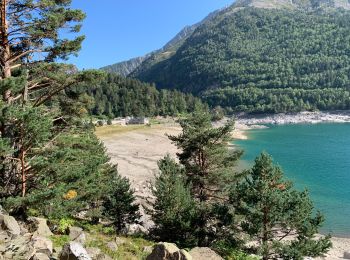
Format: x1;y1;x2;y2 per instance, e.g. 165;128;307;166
96;119;350;259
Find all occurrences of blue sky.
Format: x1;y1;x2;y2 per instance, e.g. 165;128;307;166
68;0;234;69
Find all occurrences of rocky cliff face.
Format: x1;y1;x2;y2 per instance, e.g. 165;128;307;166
101;55;150;77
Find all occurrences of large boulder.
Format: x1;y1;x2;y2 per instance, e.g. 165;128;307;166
86;247;113;260
189;247;223;260
0;214;21;236
30;253;50;260
32;236;53;255
27;217;53;238
146;242;192;260
59;242;92;260
69;226;86;245
3;233;35;259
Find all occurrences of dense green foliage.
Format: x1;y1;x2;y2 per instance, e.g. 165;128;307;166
0;0;137;224
203;87;350;113
152;110;330;258
133;7;350;112
102;166;140;233
151;155;197;247
231;153;331;259
86;73;203;118
168;106;242;203
153;107;242;247
17;129;114;219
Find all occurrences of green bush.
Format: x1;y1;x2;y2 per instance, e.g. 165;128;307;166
57;218;75;234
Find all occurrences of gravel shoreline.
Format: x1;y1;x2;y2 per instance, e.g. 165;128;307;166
236;111;350;125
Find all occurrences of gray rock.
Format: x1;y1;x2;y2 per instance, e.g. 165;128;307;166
69;226;83;239
4;234;35;259
146;242;192;260
0;244;5;253
32;236;53;255
69;226;86;245
52;247;63;260
30;253;51;260
20;224;29;235
106;241;118;252
344;251;350;259
59;242;92;260
189;247;223;260
0;214;21;236
28;217;53;237
125;224;148;235
0;231;10;243
86;247;113;260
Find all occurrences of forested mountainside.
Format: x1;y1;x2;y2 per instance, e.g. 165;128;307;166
100;0;350;113
134;8;350;94
85;73;203;118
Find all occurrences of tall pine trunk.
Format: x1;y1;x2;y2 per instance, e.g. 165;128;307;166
1;0;12;83
20;150;26;197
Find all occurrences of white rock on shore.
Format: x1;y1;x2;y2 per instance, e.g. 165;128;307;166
237;111;350;125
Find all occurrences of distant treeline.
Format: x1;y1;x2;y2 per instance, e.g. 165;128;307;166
86;74;350;116
86;73;203;118
203;87;350;114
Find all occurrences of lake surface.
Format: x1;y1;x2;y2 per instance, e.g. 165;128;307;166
235;123;350;237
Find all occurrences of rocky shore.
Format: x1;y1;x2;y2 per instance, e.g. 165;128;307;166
236;111;350;125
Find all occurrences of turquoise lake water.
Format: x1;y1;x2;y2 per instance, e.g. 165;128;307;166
235;123;350;237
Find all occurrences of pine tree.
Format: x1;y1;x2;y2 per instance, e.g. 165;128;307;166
0;0;85;83
232;153;331;260
167;106;242;246
151;155;198;247
0;105;52;200
0;0;107;217
102;166;140;233
1;127;113;218
168;106;242;202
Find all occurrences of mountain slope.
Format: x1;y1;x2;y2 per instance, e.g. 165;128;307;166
101;55;150;77
101;8;224;76
233;0;350;10
130;1;350;95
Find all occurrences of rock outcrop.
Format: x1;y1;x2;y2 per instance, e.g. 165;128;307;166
146;242;192;260
145;244;227;260
69;226;87;245
0;214;21;236
59;242;92;260
189;247;223;260
27;217;53;238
